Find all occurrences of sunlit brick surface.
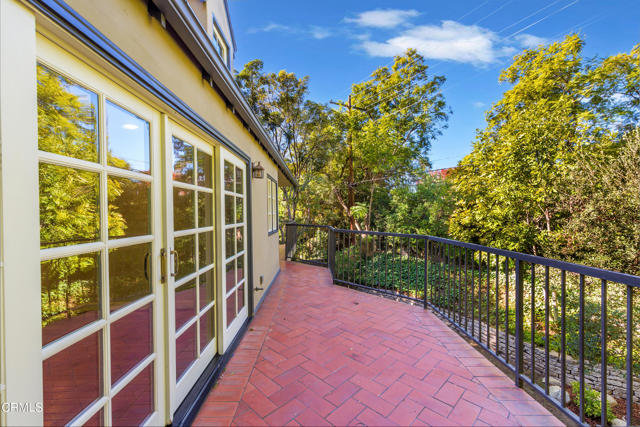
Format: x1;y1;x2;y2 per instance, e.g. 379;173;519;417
194;262;560;426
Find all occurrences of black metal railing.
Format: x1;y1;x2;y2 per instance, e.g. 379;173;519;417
284;223;330;267
285;223;640;426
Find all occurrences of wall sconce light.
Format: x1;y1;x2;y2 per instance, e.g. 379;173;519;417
251;161;265;179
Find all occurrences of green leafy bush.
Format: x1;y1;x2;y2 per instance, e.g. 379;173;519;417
571;382;614;423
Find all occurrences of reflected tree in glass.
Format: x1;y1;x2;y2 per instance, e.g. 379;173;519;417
173;137;194;183
36;64;99;162
41;253;100;346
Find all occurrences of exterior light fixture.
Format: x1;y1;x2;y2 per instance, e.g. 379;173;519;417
252;161;265;179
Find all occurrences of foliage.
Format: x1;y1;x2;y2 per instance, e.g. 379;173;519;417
548;129;640;275
384;174;456;237
449;35;639;256
236;60;334;226
324;49;450;231
571;382;615;423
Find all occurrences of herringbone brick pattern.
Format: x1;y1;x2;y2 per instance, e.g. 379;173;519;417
193;262;561;426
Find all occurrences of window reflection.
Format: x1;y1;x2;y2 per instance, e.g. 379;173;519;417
235;196;243;223
237;283;245;311
199;231;214;268
199;270;214;309
111;364;154;427
173;137;194;184
84;409;104;426
110;303;152;384
173;188;195;231
224;195;235;225
226;293;236;325
106;101;150;174
37;64;99;163
225;228;235;258
109;243;152;311
108;176;151;238
224;161;234;191
41;253;100;346
199;308;215;351
43;332;102;427
197;192;213;227
225;260;235;293
236;227;244;253
175;279;196;330
175;235;196;279
176;324;196;380
236;255;244;284
197;150;212;188
39;163;100;249
235;166;243;194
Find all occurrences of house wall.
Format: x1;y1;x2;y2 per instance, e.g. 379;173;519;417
62;0;280;309
0;0;283;423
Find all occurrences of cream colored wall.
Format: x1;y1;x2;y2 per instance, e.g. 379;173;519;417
62;0;281;310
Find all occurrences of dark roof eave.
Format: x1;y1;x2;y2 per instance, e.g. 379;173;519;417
153;0;297;187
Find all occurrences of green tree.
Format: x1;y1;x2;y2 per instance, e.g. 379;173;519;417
549;129;640;275
326;49;449;230
236;60;334;225
385;174;456;237
450;35;637;254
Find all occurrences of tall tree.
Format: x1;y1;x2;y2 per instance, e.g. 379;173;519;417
450;35;638;254
236;60;334;224
326;49;449;230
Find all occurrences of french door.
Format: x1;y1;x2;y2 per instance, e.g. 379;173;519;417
165;122;218;413
36;35;164;427
220;149;248;352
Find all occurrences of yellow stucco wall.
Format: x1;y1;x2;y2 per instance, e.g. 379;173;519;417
60;0;281;309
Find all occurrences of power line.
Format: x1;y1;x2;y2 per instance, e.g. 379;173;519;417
338;0;582;109
456;0;490;22
473;0;514;25
505;0;580;39
497;0;563;34
351;1;578;107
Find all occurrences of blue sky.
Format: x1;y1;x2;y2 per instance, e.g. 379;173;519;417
228;0;639;170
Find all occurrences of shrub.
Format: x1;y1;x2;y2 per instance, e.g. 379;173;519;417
571;382;614;423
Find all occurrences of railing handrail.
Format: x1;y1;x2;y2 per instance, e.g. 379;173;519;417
285;223;640;287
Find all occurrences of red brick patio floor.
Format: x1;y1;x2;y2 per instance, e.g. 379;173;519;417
193;261;561;426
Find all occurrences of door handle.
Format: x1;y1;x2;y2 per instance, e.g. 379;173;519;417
160;248;167;283
143;252;150;281
170;249;179;277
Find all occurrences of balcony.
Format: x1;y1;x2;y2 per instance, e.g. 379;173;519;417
193;261;562;426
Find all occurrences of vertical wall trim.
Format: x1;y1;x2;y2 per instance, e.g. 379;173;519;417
0;1;44;425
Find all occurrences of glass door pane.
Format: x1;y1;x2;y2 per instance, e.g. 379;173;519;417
220;150;247;352
168;126;217;412
37;63;158;426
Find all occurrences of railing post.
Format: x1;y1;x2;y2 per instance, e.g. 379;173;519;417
514;258;524;387
423;237;429;309
285;223;297;260
328;227;335;280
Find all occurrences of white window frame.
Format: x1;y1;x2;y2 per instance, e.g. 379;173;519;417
211;17;229;67
267;175;278;235
33;33;165;427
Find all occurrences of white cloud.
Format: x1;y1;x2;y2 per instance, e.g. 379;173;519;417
515;34;549;49
473;101;486;108
359;20;505;65
248;23;292;34
249;23;333;40
310;26;331;40
345;9;420;29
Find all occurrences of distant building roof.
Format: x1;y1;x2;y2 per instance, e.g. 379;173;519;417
427;167;456;179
